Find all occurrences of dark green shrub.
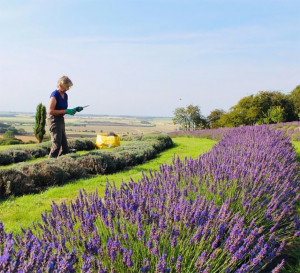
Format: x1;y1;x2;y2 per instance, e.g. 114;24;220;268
113;140;151;150
114;150;140;166
77;154;117;175
82;139;97;150
37;141;51;153
39;163;67;186
56;157;86;180
64;153;81;160
0;152;14;165
3;139;23;145
68;139;86;150
0;169;32;198
16;162;44;188
140;145;157;161
10;150;30;163
68;139;96;151
148;139;165;152
2;130;15;141
100;150;127;170
26;147;48;158
0;170;8;197
141;134;174;151
114;142;157;165
112;135;174;165
17;161;66;188
26;140;37;144
121;135;143;141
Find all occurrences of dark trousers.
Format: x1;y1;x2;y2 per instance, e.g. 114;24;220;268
47;115;69;158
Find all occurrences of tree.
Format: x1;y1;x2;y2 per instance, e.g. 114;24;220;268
218;90;297;127
260;106;285;124
289;85;300;120
17;128;26;135
34;103;47;143
252;91;295;122
1;129;23;145
268;106;285;123
186;105;207;129
0;122;10;133
173;105;206;130
3;130;15;140
207;109;225;129
173;107;189;130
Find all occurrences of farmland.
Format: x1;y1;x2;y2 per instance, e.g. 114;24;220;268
0;113;177;142
0;124;299;272
0;137;216;232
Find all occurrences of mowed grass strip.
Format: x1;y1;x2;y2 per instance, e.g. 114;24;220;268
0;137;216;233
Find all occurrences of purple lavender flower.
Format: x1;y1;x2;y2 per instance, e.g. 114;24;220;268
271;259;285;273
175;256;182;273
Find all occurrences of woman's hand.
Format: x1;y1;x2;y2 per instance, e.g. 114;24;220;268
64;108;77;115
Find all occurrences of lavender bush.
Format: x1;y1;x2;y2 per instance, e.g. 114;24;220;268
168;127;232;140
0;138;96;166
0;135;174;197
168;121;300;142
270;121;300;141
0;126;299;272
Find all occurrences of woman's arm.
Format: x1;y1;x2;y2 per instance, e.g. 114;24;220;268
48;97;65;115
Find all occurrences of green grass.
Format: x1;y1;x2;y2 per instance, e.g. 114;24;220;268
0;137;216;233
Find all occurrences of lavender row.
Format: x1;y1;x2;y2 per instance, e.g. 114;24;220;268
0;126;299;272
168;121;300;141
270;121;300;141
168;127;232;140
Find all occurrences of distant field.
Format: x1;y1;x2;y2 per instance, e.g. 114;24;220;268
0;113;177;139
65;115;176;135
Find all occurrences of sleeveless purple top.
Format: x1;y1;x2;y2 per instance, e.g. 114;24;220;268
50;90;68;110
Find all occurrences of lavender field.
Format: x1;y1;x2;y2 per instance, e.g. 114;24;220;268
0;125;299;272
168;121;300;142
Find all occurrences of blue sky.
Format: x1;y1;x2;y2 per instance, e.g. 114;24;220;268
0;0;299;116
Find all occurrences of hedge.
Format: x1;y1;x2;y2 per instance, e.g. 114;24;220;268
0;138;96;166
0;134;173;198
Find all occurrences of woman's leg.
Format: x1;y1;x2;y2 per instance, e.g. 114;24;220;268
48;116;63;158
59;119;69;156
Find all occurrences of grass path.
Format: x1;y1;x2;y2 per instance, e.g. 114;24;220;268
0;137;216;233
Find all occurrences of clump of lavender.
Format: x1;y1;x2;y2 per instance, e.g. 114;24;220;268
168;127;232;140
0;126;299;272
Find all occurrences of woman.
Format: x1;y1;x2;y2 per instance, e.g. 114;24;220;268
47;76;83;158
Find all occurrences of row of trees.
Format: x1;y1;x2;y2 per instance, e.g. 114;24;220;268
173;85;300;130
0;123;26;135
